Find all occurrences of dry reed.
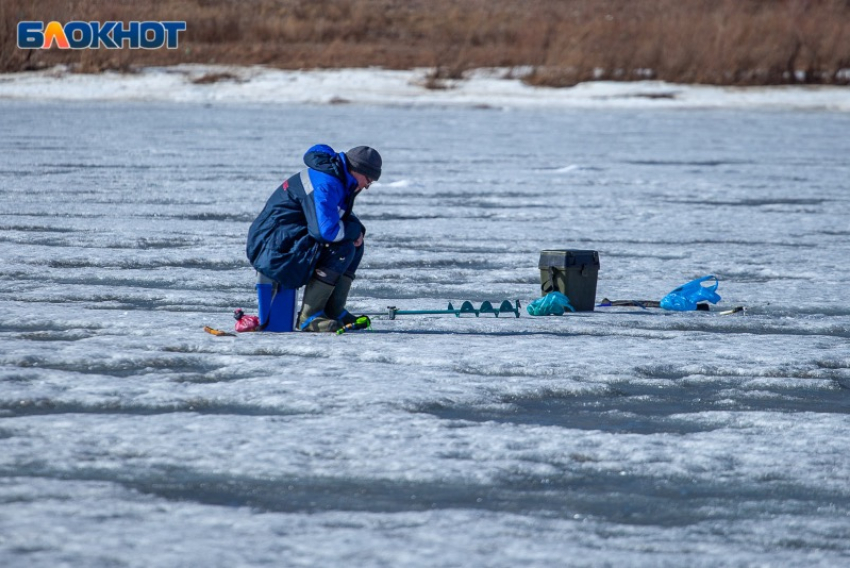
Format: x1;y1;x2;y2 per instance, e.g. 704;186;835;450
2;0;848;85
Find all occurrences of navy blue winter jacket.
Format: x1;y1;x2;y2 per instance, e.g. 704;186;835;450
246;145;366;289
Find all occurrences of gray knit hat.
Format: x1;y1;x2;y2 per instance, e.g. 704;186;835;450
346;146;382;181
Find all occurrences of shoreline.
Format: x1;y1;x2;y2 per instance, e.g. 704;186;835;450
2;64;849;111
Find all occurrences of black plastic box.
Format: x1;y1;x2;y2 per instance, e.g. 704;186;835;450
538;250;600;311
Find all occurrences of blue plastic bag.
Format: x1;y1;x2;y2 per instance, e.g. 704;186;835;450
659;275;721;311
527;292;577;316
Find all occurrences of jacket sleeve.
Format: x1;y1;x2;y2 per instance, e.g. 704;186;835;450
312;181;344;242
305;174;360;243
347;212;366;238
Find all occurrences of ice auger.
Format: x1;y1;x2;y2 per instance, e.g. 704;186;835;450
362;300;521;320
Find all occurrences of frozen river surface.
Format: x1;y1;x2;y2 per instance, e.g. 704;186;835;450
1;98;849;567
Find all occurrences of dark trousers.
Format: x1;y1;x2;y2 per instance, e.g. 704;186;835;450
313;241;364;285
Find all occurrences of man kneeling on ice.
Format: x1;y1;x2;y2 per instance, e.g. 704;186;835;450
246;144;382;332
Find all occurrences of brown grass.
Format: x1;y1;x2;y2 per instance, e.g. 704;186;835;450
2;0;849;86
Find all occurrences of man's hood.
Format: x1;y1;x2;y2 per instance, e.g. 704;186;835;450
303;144;346;181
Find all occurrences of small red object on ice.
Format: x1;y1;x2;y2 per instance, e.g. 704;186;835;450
233;308;261;332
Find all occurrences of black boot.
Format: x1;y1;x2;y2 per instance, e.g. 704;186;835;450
297;278;342;333
325;275;357;326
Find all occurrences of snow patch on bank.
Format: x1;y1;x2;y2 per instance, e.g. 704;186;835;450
1;65;849;110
